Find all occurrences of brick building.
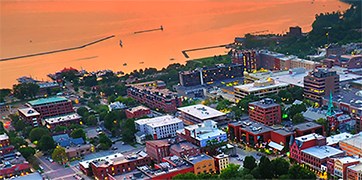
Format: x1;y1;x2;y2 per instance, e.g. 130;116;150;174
185;154;216;175
127;81;182;113
323;54;362;69
26;96;74;118
327;156;362;179
214;154;229;173
231;50;260;72
347;163;362;180
79;152;150;180
0;134;13;156
17;108;41;127
126;105;151;119
303;68;340;104
249;98;281;126
340;135;362;157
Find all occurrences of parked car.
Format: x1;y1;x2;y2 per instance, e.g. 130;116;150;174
230;154;238;157
111;146;118;150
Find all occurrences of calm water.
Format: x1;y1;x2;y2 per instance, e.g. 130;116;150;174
0;0;350;88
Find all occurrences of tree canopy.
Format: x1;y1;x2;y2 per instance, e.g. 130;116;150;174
70;128;86;141
243;156;257;170
29;128;50;142
52;147;68;164
37;135;56;152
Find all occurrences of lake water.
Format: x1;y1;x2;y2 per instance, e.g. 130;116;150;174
0;0;350;88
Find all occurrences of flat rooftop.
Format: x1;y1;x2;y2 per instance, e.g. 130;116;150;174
348;163;362;172
28;96;68;106
80;152;148;168
0;134;9;141
238;119;273;135
127;105;150;113
170;142;199;153
293;121;323;132
177;104;226;120
18;107;40;117
43;113;81;125
302;145;344;159
110;170;150;180
135;115;182;128
327;132;354;146
334;156;362;164
249;98;280;109
340;135;362;149
186;154;213;165
322;87;362;109
272;69;362;87
295;133;324;142
233;80;289;93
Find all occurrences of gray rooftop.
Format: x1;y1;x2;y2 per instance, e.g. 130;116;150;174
302;145;344;159
186;154;213;165
238;119;273;135
249;98;280;109
293;121;323;132
322;87;362;109
170;142;199;153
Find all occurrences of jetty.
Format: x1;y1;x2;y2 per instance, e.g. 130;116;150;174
0;35;115;62
134;26;163;34
182;44;230;58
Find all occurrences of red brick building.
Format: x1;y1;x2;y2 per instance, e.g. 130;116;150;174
327;156;361;179
323;54;362;69
0;134;13;156
126;105;151;119
17;108;41;127
79;152;150;180
231;50;260;72
249;98;281;126
347;163;362;180
127;81;182;113
26;96;74;118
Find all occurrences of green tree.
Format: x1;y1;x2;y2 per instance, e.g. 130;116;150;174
19;147;36;159
86;115;98;126
54;126;67;132
292;113;305;124
37;135;56;152
108;94;116;103
288;103;307;118
173;172;199;180
271;157;290;177
288;164;317;179
13;83;40;100
29;128;49;142
250;167;261;179
70;128;86;141
77;107;88;116
99;133;112;149
243;156;257;170
220;163;242;180
52;147;68;164
197;173;217;179
122;129;135;144
10;137;28;149
241;174;255;180
258;156;273;179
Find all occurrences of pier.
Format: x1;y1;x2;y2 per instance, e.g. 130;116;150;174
182;44;230;58
134;26;163;34
0;35;115;62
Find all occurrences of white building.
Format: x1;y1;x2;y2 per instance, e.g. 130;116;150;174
135;115;184;139
177;104;226;124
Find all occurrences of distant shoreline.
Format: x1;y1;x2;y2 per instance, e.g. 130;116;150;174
0;35;115;62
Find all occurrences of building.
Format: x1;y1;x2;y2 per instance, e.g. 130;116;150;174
234;78;289;100
214;154;229;173
108;102;127;111
177;120;227;148
26;96;74;118
303;68;340;104
135;132;146;144
42;113;81;129
347;163;362;180
126;105;151;119
0;104;8;113
12;172;43;180
0;134;13;156
79;152;150;180
37;81;60;95
327;156;362;179
145;138;200;163
0;160;30;179
290;133;345;171
249;98;281;125
288;26;302;37
17;108;41;127
135;115;184;139
127;81;182;113
323;54;362;69
66;144;95;159
185;154;216;175
327;132;354;146
177;104;227;125
178;64;244;87
340;135;362;157
231;50;260;72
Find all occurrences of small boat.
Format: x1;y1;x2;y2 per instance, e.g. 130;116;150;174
123;63;127;66
119;40;123;47
140;62;144;64
160;25;163;31
170;58;174;61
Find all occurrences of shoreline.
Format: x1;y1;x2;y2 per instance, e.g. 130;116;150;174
0;35;115;62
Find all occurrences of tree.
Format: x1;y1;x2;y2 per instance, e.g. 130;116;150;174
243;156;257;170
10;137;28;149
77;107;88;117
13;83;40;100
19;147;36;159
37;135;56;152
271;157;290;177
54;126;67;132
288;103;307;118
29;128;49;142
241;174;255;180
122;129;135;144
86;115;98;126
70;128;86;141
250;167;261;179
99;133;112;149
219;163;242;180
258;156;273;179
173;172;199;180
292;113;305;124
108;94;116;103
197;173;217;179
288;164;317;179
52;147;68;164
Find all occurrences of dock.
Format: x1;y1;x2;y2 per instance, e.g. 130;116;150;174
134;26;163;34
182;44;230;58
0;35;115;62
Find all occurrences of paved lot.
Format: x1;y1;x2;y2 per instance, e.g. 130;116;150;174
84;126;99;139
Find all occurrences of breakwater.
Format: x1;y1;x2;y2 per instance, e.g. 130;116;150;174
182;44;230;58
0;35;115;62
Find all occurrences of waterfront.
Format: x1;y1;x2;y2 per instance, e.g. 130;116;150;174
0;0;350;88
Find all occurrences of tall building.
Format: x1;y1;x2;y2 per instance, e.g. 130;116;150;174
231;50;259;72
26;96;74;117
127;81;182;113
178;64;243;87
135;115;184;139
303;68;340;104
249;98;281;126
